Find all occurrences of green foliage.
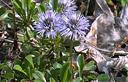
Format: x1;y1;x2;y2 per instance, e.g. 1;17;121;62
52;0;58;10
121;0;128;6
13;65;27;76
39;3;46;12
84;61;96;70
73;77;82;82
60;62;71;82
97;74;110;81
0;7;9;20
50;78;56;82
1;0;127;82
25;55;35;68
77;54;85;77
12;0;38;27
33;70;46;82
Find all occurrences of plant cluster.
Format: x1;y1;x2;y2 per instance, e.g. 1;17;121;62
0;0;128;82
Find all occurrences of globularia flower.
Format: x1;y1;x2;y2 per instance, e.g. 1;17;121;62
59;14;90;40
58;0;77;15
34;10;65;38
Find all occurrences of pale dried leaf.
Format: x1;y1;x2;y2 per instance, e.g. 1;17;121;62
106;55;128;70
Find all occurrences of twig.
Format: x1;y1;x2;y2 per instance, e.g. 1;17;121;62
4;39;22;45
94;47;128;56
95;47;113;53
113;50;128;55
75;43;128;56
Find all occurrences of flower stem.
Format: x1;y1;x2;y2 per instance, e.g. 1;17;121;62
54;35;60;58
69;40;73;80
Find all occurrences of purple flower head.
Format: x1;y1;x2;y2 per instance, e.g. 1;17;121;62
59;14;90;40
34;10;65;38
58;0;77;15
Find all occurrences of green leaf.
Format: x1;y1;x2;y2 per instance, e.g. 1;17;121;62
52;0;58;10
25;55;35;68
66;69;72;82
53;62;62;69
21;79;27;82
22;0;32;20
84;61;96;70
1;73;14;79
97;74;110;81
2;79;7;82
30;2;36;17
73;77;82;82
50;69;60;81
30;2;36;11
39;3;46;12
0;7;6;16
22;0;31;10
13;0;22;9
13;4;24;18
22;0;26;10
27;0;32;9
27;27;35;38
121;0;128;6
34;79;43;82
0;63;5;70
13;0;26;19
33;70;46;82
50;78;56;82
13;65;27;76
77;54;85;76
87;74;97;80
0;12;8;20
60;62;70;82
0;7;8;20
